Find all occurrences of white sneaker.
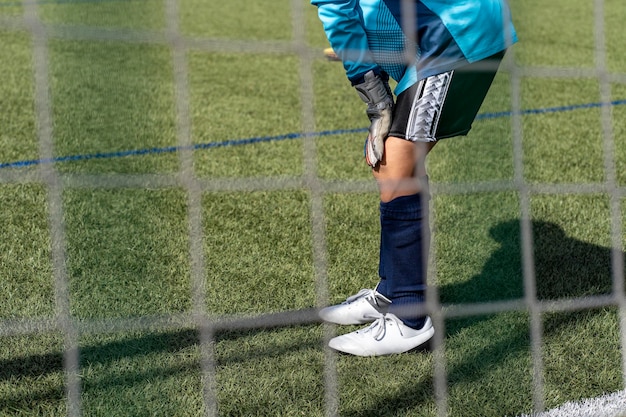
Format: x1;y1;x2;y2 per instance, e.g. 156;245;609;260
319;289;392;325
328;313;434;356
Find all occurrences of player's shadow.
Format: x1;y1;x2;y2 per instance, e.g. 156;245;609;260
0;325;321;411
440;218;618;305
441;219;620;412
344;218;623;417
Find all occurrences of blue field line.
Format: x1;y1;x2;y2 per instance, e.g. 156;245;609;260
476;98;626;120
1;99;625;170
0;128;366;170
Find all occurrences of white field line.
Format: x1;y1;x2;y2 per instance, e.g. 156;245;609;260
517;391;626;417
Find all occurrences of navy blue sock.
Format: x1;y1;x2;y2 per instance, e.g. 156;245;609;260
376;193;428;329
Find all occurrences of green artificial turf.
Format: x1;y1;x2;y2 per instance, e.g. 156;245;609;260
0;0;625;415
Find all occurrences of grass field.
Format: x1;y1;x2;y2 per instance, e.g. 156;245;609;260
1;0;626;416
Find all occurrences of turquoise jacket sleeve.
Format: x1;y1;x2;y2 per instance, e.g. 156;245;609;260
311;0;379;84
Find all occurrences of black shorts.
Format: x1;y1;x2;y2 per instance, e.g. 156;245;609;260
389;51;505;142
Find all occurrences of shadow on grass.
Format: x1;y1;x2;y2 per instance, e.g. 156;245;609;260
0;325;322;411
342;218;622;417
0;326;320;373
1;219;622;415
440;219;618;305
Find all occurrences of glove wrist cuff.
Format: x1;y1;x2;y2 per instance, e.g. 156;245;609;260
354;70;393;105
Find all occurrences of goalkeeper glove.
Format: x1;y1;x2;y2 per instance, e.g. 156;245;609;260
354;70;394;168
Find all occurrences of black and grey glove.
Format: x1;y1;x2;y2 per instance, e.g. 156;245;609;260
354;70;394;167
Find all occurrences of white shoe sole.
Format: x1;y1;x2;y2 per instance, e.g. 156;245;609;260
328;315;434;357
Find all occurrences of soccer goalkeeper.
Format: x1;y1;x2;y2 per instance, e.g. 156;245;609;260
312;0;517;356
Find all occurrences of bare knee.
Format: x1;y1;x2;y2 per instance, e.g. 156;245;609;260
373;137;435;202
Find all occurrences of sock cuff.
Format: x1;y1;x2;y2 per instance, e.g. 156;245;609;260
380;193;422;220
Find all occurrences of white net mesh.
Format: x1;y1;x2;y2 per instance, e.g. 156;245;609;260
0;0;625;416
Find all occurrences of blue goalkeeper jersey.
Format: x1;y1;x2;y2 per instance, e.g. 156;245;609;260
311;0;517;94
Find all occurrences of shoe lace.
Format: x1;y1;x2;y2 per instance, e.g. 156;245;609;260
362;313;403;341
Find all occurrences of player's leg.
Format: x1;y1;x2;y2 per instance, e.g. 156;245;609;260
372;137;433;331
319;85;438;331
317;138;433;328
325;136;436;356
